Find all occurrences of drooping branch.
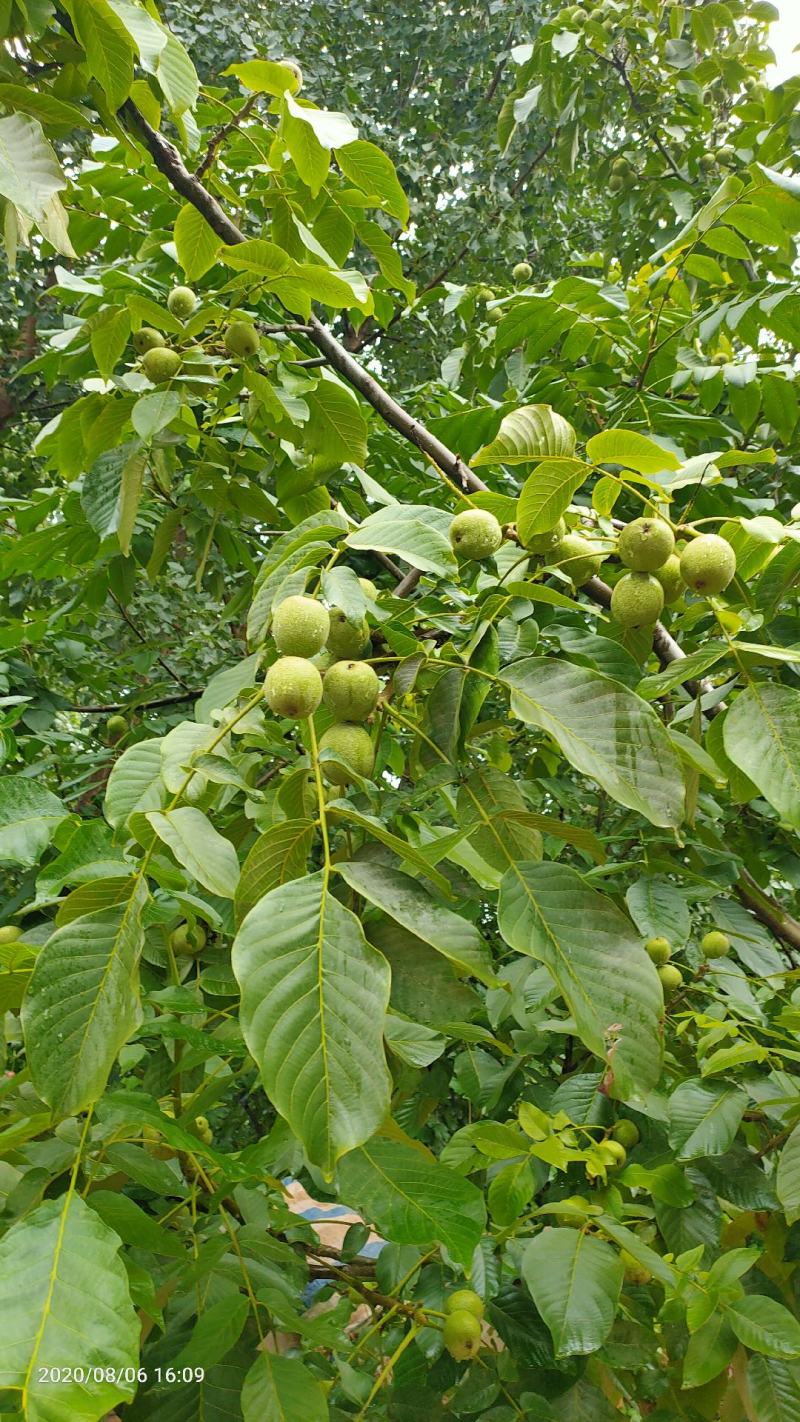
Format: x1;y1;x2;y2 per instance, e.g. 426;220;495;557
117;101;718;703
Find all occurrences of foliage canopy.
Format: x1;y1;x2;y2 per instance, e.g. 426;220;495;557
2;0;800;1418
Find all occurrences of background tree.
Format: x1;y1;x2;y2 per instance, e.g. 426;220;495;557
1;1;800;1419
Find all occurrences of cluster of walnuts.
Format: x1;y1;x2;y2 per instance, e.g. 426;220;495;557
447;505;737;630
264;589;380;786
132;284;260;383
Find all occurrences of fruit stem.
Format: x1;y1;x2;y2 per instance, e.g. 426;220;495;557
355;1321;421;1420
308;718;332;874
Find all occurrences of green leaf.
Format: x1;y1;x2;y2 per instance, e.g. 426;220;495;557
89;305;130;379
0;111;74;259
234;819;315;925
683;1311;737;1387
625;876;690;946
22;881;147;1116
232;872;391;1174
282;103;330;194
723;683;800;827
225;58;305;96
155;30;198;116
69;0;135;110
132;390;181;441
173;201;220;280
305;379;368;471
522;1228;623;1357
384;1014;446;1067
748;1355;800;1422
174;1295;249;1371
0;775;66;866
488;1159;536;1226
777;1124;800;1226
586;429;680;475
88;1189;184;1257
517;458;592;540
81;441;146;555
667;1078;748;1161
337;860;496;985
337;1137;486;1268
241;1351;330;1421
328;805;453;895
104;739;165;828
346;504;457;575
146;808;240;898
474;404;577;465
0;1193;139;1420
337;139;409;224
501;658;685;827
728;1296;800;1359
498;862;663;1101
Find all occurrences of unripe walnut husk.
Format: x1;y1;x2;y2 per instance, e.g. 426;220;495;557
442;1309;482;1361
554;531;602;586
618;517;675;572
323;660;380;721
272;595;330;658
167;286;197;320
611;572;664;629
679;534;736;595
319;722;375;784
525;517;566;555
449;508;503;561
264;656;323;719
142;346;181;382
224;320;260;358
327;609;371;660
654;553;684;604
133;327;165;354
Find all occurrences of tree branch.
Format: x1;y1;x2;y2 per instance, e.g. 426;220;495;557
73;691;200;713
195;91;259;179
735;869;800;960
115;101;721;707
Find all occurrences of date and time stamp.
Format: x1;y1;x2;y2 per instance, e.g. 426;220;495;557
34;1365;205;1386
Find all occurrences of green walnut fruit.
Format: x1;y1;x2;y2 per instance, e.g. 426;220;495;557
654;553;684;604
602;1139;627;1170
699;152;716;172
224;320;260;358
658;963;683;995
611;156;629;175
264;656;323;719
167;286;197;320
358;576;378;600
272;595;330;658
106;714;128;743
611;572;664;629
133;327;165;354
701;929;730;959
142;346;181;382
525;517;566;555
618;517;675;572
192;1114;214;1145
620;1249;652;1285
327;609;371;659
679;534;736;595
449;508;503;561
319;723;375;785
279;58;303;93
555;532;603;586
512;260;532;282
608;174;624;193
646;935;672;965
0;925;22;944
718;144;735;163
445;1289;484;1320
443;1308;482;1362
612;1119;640;1150
572;5;588;19
323;660;380;720
171;922;206;956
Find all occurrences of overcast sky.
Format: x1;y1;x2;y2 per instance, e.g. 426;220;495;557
769;2;800;82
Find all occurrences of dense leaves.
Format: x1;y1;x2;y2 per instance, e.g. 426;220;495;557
1;0;800;1418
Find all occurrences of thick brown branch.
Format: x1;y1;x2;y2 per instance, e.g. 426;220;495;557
736;869;800;959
